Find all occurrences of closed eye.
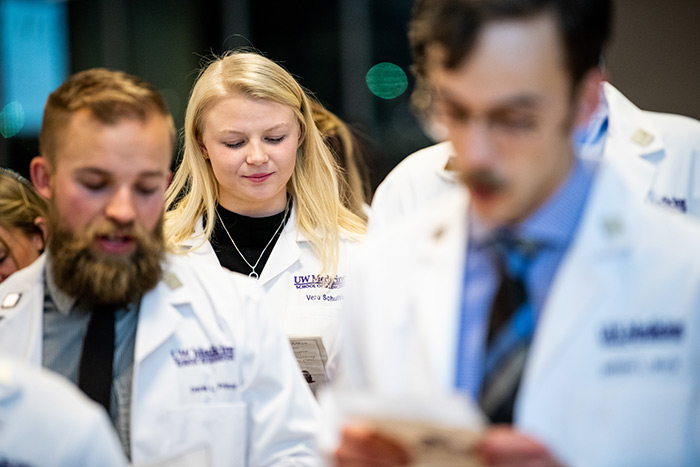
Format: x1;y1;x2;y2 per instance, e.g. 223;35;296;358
80;180;108;191
136;185;160;196
490;112;538;131
224;141;245;149
265;136;286;144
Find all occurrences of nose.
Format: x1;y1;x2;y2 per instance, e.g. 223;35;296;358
105;186;136;225
246;141;269;166
451;120;494;171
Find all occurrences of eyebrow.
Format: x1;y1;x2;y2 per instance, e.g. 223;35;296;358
74;167;167;179
217;123;291;135
438;88;545;111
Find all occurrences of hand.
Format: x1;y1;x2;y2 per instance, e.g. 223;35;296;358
475;426;563;467
334;423;411;467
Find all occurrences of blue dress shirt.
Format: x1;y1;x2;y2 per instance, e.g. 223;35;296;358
455;158;598;399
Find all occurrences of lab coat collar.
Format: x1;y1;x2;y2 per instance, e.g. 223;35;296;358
603;82;666;162
182;217;223;270
435;141;460;184
258;205;303;285
134;256;191;362
184;210;304;286
0;254;47;365
602;83;665;201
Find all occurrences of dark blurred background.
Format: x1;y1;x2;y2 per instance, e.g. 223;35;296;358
1;0;699;197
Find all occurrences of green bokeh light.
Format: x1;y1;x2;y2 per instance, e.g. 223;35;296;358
0;101;25;138
366;62;408;100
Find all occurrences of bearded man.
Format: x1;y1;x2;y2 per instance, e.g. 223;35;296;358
0;68;321;467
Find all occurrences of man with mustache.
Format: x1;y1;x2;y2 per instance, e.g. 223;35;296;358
331;0;700;465
0;68;320;466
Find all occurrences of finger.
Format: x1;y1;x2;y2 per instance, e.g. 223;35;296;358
334;425;411;467
477;426;556;466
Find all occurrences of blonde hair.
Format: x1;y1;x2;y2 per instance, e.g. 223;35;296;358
0;169;49;252
310;99;371;222
165;51;366;271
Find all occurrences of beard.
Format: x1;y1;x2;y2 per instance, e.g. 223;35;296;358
48;211;166;311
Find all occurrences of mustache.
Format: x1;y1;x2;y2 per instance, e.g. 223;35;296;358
52;218;152;253
459;169;507;192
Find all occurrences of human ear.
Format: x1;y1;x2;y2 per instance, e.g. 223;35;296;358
196;134;209;160
29;157;52;200
573;67;604;128
31;217;48;253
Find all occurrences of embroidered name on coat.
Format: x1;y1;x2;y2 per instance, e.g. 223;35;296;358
601;321;684;346
171;345;235;367
658;196;687;213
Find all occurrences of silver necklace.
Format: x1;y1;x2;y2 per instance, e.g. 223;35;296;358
215;199;289;280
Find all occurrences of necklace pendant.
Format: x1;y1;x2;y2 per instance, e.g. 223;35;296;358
249;271;259;280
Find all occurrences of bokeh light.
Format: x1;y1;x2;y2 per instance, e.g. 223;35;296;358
366;62;408;100
0;101;25;138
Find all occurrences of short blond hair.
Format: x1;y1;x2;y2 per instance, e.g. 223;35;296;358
165;51;366;272
40;68;175;164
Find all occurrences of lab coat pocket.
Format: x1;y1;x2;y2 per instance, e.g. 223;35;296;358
158;401;247;467
570;383;690;466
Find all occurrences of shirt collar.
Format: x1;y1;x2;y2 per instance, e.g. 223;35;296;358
573;87;610;159
44;254;77;316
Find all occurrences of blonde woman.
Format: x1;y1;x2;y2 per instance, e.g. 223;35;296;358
165;51;366;384
0;169;48;283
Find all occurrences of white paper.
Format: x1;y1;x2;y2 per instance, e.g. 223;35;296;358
289;337;328;395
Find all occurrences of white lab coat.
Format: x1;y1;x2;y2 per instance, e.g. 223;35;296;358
369;82;700;231
0;254;321;467
185;205;360;380
338;160;700;466
0;357;126;466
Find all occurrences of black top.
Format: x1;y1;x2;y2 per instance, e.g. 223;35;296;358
211;201;291;277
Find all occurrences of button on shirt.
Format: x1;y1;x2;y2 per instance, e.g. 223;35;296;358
455;158;598;399
42;259;138;459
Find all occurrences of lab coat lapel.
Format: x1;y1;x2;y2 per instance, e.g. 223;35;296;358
523;162;634;389
134;264;190;362
258;207;302;285
0;255;46;365
413;190;470;390
603;83;665;197
182;217;222;269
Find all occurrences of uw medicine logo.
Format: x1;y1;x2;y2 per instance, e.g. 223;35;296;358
293;274;346;290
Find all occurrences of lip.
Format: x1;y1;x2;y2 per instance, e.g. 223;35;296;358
244;172;273;183
95;233;136;255
468;183;500;202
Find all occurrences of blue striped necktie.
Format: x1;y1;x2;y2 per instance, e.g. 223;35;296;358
479;235;538;423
